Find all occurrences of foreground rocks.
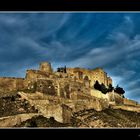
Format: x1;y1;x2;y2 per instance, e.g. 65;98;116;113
71;108;140;128
15;115;69;127
15;108;140;128
0;94;38;118
1;92;140;128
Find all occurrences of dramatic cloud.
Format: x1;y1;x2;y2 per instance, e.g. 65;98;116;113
0;12;140;102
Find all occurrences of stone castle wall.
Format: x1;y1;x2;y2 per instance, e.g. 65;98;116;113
91;68;112;87
29;78;90;99
39;62;53;73
107;77;112;86
66;67;112;88
106;92;124;105
72;94;109;112
0;61;139;125
25;70;50;80
90;88;107;99
123;98;138;106
0;61;112;101
0;77;25;93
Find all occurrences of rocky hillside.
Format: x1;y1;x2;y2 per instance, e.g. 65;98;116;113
0;94;38;117
0;93;140;128
15;108;140;128
15;115;69;127
71;108;140;128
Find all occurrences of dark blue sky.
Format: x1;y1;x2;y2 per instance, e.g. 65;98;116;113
0;12;140;102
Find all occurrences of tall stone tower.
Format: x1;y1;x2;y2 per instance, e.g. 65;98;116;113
39;62;53;73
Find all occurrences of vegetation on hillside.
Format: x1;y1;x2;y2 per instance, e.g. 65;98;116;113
93;80;125;96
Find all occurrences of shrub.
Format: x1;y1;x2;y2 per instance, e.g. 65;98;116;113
100;83;108;94
94;80;101;90
114;85;125;95
108;84;114;92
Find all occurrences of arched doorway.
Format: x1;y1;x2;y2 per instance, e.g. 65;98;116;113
84;75;89;81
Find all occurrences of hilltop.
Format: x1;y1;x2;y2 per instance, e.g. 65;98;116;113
0;61;139;128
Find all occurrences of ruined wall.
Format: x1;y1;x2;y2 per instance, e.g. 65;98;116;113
36;79;57;96
0;113;38;127
0;77;25;93
0;61;113;103
57;79;90;98
16;78;26;90
54;72;69;79
67;68;91;80
33;78;90;99
123;98;138;106
25;70;50;80
72;94;109;112
106;92;123;105
111;105;140;113
90;88;107;99
107;77;112;86
62;104;72;123
66;67;112;88
91;68;112;87
91;68;106;86
39;62;53;73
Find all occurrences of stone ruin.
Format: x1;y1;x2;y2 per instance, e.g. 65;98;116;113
0;61;138;126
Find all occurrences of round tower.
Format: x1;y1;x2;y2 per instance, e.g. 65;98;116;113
39;62;53;73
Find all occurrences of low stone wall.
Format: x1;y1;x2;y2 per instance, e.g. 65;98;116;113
0;113;38;127
123;98;138;106
74;98;109;112
18;92;109;123
90;89;107;99
66;93;109;112
62;104;72;123
0;77;25;94
31;102;72;123
111;105;140;113
18;92;72;123
44;104;63;123
106;92;123;105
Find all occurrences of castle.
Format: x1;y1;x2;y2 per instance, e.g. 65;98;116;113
0;61;138;106
0;62;111;96
0;61;139;125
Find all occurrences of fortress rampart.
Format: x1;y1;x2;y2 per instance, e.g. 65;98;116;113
0;61;140;125
0;77;25;93
0;61;136;108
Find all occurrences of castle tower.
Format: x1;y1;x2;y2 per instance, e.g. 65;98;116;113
39;62;53;73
